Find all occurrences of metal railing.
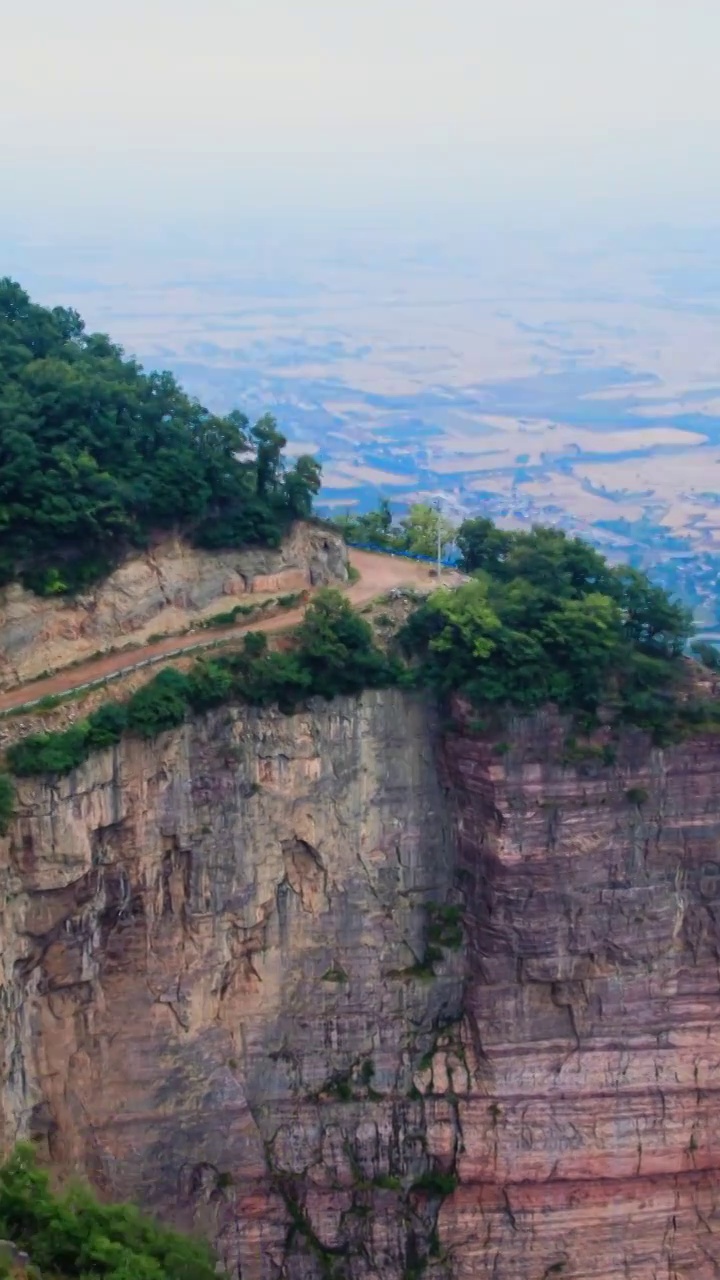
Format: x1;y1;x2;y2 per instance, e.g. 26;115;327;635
346;540;459;568
0;635;247;720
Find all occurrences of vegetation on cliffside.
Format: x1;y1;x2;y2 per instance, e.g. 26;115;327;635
0;279;321;595
0;1145;219;1279
1;528;703;784
333;497;454;559
0;489;710;791
0;772;13;834
334;500;699;735
400;517;694;738
6;591;404;777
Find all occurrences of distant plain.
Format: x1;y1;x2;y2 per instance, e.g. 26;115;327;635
6;217;720;621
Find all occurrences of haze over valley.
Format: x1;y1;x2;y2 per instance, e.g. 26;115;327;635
6;214;720;625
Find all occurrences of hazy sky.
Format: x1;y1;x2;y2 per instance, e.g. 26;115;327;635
3;0;720;227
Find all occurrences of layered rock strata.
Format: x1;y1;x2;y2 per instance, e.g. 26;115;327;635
438;709;720;1279
0;694;718;1278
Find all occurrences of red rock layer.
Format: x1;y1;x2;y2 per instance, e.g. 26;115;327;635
437;707;720;1278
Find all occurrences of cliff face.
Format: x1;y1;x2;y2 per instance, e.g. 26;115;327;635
438;709;720;1280
0;691;462;1280
0;523;347;689
0;693;719;1279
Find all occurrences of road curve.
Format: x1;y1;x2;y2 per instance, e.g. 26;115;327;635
0;549;449;715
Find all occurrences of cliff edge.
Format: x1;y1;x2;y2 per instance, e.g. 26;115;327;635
0;691;718;1278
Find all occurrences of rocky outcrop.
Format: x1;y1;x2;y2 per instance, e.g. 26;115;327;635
0;693;719;1278
0;522;347;690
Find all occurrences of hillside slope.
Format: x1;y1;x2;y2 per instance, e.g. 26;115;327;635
0;522;347;690
0;278;321;592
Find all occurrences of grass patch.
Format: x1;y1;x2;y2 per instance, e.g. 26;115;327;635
322;1071;354;1103
625;786;649;806
0;773;14;835
562;737;618;768
372;1174;402;1191
410;1170;458;1197
389;904;464;983
199;602;259;629
359;1059;375;1085
321;966;348;984
427;904;463;952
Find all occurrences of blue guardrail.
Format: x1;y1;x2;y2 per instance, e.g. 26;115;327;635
346;540;459;568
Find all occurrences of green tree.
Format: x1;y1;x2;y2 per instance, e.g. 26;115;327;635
367;496;393;540
0;281;323;593
238;650;312;713
332;497;398;547
691;640;720;672
538;592;624;707
456;516;511;575
498;526;614;599
85;701;129;749
7;725;91;777
251;414;287;499
186;660;234;712
401;516;692;724
400;579;501;692
0;1143;220;1279
284;454;322;518
0;773;14;835
294;588;395;695
401;504;454;559
611;566;692;655
125;669;192;738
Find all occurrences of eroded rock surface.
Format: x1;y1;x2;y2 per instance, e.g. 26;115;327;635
0;522;347;689
0;694;719;1278
439;707;720;1280
0;691;461;1279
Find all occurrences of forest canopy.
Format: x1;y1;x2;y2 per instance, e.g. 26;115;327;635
0;1144;220;1279
0;279;321;594
399;515;695;736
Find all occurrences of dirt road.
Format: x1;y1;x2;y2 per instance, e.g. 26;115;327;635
0;549;451;714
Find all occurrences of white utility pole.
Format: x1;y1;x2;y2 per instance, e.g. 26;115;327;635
434;497;442;581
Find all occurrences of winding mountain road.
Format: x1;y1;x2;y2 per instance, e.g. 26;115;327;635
0;549;454;715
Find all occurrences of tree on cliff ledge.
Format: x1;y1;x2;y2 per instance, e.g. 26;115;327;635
0;279;322;594
401;521;693;728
